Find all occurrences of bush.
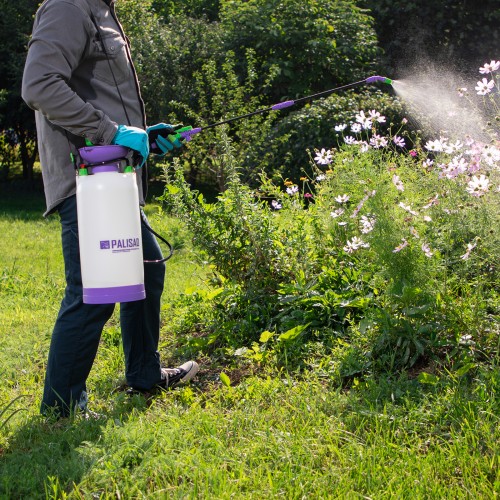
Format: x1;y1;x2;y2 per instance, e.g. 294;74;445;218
161;65;499;377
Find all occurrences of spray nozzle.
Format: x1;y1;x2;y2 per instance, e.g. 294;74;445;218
365;75;393;85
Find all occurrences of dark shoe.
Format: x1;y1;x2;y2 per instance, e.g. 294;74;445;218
158;360;199;390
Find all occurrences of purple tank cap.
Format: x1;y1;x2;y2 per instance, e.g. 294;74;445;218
272;100;295;110
91;164;120;174
79;145;129;163
83;284;146;304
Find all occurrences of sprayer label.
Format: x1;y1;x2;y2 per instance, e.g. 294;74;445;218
100;238;140;252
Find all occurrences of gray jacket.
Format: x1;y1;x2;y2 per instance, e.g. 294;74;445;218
22;0;147;216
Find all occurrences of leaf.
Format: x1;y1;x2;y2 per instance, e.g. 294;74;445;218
278;324;309;342
166;185;180;194
418;372;439;385
454;362;476;377
259;330;274;343
220;372;231;387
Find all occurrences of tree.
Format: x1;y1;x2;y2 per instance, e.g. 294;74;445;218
0;0;39;181
220;0;382;101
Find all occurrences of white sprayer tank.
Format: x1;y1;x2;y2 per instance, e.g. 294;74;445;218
76;163;145;304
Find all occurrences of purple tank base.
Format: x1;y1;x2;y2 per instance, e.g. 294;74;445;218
83;284;146;304
79;145;130;164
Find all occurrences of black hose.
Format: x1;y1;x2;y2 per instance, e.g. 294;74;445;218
140;215;174;264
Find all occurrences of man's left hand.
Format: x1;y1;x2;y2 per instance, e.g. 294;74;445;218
147;123;184;155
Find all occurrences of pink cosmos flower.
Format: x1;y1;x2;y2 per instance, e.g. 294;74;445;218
479;60;500;74
421;243;433;258
392;239;408;253
392;136;406;148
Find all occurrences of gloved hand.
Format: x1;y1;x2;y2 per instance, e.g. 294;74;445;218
111;125;149;168
147;123;184;155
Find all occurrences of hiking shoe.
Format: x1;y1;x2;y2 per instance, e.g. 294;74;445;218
158;360;199;390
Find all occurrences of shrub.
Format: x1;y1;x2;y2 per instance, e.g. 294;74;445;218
161;62;499;378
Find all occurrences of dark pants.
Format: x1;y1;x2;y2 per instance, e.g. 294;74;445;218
42;195;166;416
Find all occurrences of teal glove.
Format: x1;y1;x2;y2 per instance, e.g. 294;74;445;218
147;123;184;156
111;125;149;168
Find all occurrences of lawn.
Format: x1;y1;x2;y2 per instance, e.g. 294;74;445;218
0;183;498;498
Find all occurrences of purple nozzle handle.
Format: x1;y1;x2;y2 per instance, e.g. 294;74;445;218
180;127;202;142
272;100;295;110
365;75;393;85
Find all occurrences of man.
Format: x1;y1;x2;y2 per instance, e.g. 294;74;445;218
22;0;198;418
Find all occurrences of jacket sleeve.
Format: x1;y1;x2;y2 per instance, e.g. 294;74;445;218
22;1;117;145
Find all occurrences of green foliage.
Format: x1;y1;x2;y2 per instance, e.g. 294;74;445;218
163;50;277;189
152;0;220;22
220;0;382;101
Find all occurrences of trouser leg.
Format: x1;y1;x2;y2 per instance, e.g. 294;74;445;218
120;209;165;390
42;196;114;417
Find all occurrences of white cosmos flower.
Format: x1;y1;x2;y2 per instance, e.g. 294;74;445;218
466;174;490;196
360;214;376;234
392;174;404;192
481;145;500;166
392;238;408;253
314;148;333;165
344;236;369;253
330;208;345;218
460;241;477;260
425;139;446;152
475;78;495;95
368;110;386;123
335;194;350;204
351;123;362;133
398;202;418;216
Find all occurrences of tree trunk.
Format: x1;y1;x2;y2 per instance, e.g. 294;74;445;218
17;126;37;182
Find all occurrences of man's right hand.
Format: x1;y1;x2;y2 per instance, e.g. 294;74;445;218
111;125;150;168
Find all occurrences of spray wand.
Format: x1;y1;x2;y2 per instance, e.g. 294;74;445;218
164;75;393;143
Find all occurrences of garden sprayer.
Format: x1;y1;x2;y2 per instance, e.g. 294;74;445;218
149;75;393;145
75;75;392;304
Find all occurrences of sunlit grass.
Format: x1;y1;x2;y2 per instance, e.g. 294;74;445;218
0;188;498;498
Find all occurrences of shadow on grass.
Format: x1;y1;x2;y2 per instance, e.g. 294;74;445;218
0;392;152;498
0;179;46;221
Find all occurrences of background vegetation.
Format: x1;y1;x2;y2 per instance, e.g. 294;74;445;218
1;0;498;185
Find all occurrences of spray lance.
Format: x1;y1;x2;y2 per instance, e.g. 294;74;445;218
75;75;392;305
148;75;393;147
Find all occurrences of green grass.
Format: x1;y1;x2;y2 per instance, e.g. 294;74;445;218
0;187;499;498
